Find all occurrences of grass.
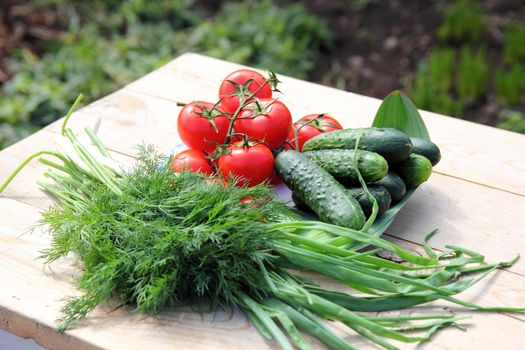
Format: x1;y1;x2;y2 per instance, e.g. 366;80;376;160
438;0;486;43
495;65;525;107
406;0;525;133
503;22;525;65
409;49;463;117
456;46;489;102
497;110;525;134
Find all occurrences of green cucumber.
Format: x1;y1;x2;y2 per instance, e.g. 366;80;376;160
411;137;441;166
348;185;392;218
303;149;388;185
395;154;432;188
373;172;406;203
291;192;313;213
275;151;365;229
302;127;413;164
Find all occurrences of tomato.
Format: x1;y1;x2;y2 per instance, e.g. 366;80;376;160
217;143;274;187
218;69;272;113
240;197;253;204
234;99;292;150
170;149;213;175
177;101;230;153
286;114;343;151
269;170;282;185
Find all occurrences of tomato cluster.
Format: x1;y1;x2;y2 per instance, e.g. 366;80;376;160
171;69;343;186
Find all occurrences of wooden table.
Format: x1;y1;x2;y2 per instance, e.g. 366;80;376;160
1;53;525;350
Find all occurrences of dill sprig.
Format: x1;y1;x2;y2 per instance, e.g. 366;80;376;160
41;147;294;330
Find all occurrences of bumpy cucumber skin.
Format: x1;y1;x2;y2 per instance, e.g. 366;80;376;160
410;138;441;166
275;151;365;230
302;127;413;164
303;149;388;185
395;154;432;188
348;185;392;217
294;184;392;218
373;172;406;203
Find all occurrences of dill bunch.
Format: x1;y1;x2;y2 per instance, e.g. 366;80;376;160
41;147;294;330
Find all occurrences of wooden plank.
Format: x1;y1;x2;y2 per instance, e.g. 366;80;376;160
0;129;62;210
125;53;525;196
44;90;181;156
1;198;524;350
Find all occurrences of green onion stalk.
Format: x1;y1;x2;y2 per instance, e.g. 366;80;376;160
1;95;523;350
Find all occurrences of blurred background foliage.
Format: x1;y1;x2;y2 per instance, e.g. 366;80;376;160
0;0;524;149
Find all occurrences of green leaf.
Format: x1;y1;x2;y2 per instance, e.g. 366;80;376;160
372;91;430;141
366;189;415;238
367;91;431;236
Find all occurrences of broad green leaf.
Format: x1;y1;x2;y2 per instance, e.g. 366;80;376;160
365;91;432;236
366;189;415;238
372;91;431;141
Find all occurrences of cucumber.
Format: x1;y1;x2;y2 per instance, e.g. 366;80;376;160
411;137;441;166
373;172;406;203
293;185;391;218
395;154;432;188
275;150;365;229
291;192;313;213
302;127;413;164
348;185;392;217
303;149;388;185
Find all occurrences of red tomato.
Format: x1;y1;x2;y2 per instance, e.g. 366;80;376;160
269;170;282;185
218;69;273;113
240;197;253;204
286;114;343;151
234;99;292;150
177;101;230;153
170;149;213;175
217;144;274;187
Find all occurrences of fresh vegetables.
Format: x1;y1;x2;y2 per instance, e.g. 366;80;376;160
348;185;392;217
373;172;407;203
302;127;413;164
217;142;274;187
177;101;230;153
174;69;296;186
303;149;388;185
287;113;343;151
395;154;433;188
410;137;442;166
234;98;292;150
169;149;213;175
275;150;366;230
1;74;522;350
218;69;273;113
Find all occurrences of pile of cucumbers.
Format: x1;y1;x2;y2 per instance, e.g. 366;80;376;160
275;127;441;230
